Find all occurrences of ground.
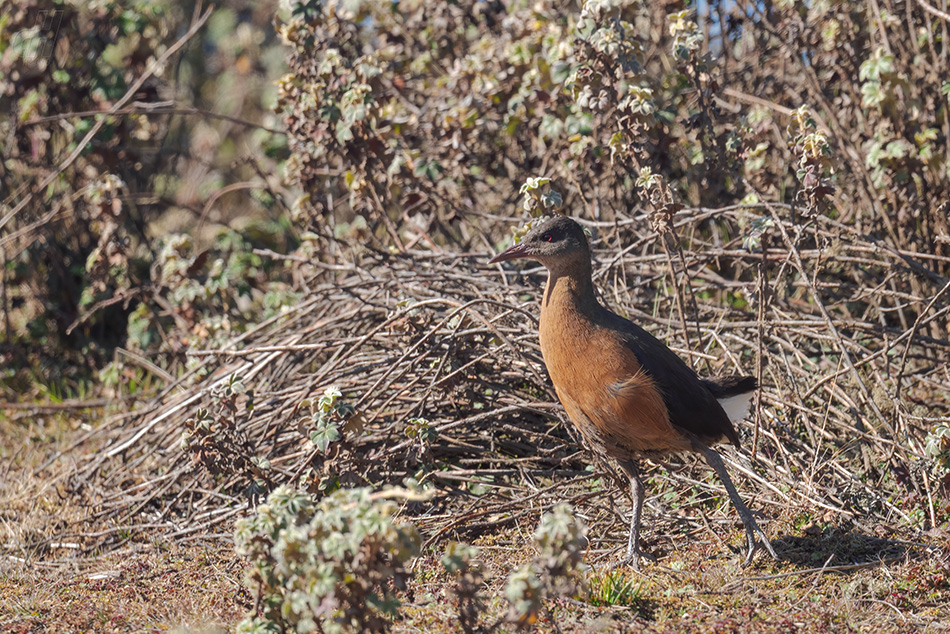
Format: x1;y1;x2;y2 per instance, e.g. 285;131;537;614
1;410;948;634
3;532;949;633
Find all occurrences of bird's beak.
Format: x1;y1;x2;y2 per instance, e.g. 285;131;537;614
489;241;533;264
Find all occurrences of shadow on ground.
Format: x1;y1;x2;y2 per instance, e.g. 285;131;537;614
771;527;931;569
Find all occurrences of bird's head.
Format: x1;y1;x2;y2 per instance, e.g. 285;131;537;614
489;216;591;273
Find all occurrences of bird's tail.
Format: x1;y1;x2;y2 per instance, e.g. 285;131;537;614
702;375;758;423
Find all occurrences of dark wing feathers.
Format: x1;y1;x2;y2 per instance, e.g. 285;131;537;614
600;310;742;448
701;375;757;398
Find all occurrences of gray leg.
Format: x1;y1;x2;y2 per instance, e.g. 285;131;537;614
695;442;778;564
617;459;656;570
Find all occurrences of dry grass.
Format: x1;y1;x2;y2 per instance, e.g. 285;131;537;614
1;545;244;633
0;412;245;632
3;204;950;632
42;206;950;546
404;529;950;634
3;483;947;634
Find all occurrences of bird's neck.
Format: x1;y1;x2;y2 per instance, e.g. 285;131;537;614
541;259;598;315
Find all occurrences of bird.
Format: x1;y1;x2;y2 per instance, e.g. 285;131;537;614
490;215;777;569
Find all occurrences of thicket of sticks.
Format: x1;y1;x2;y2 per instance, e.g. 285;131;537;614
6;0;950;564
47;202;950;559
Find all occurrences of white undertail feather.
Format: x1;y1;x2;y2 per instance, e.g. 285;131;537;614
718;392;754;423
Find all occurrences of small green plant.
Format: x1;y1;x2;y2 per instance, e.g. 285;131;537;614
787;105;835;214
925;423;950;472
519;176;562;214
181;373;267;495
586;568;641;607
234;485;421;634
505;565;545;629
859;47;895;111
301;386;358;453
292;386;366;494
668;10;704;62
505;504;588;628
742;215;776;252
404;417;436;457
441;542;487;634
532;503;589;592
503;178;568;249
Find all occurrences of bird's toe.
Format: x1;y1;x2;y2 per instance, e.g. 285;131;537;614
740;529;778;567
616;548;657;571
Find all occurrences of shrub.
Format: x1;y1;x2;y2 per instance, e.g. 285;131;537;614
506;504;588;628
1;0;288;397
234;485;421;634
440;542;487;634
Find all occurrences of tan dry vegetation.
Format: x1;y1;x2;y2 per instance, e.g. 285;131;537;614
3;448;947;634
402;531;949;634
2;546;243;634
0;414;241;632
4;0;950;631
2;215;950;629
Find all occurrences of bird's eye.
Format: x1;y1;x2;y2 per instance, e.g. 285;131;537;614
542;233;553;242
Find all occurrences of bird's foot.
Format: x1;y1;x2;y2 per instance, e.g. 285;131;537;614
693;443;779;566
740;514;778;566
614;547;657;572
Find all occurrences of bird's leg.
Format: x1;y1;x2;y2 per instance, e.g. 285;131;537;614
616;459;656;570
695;442;778;565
